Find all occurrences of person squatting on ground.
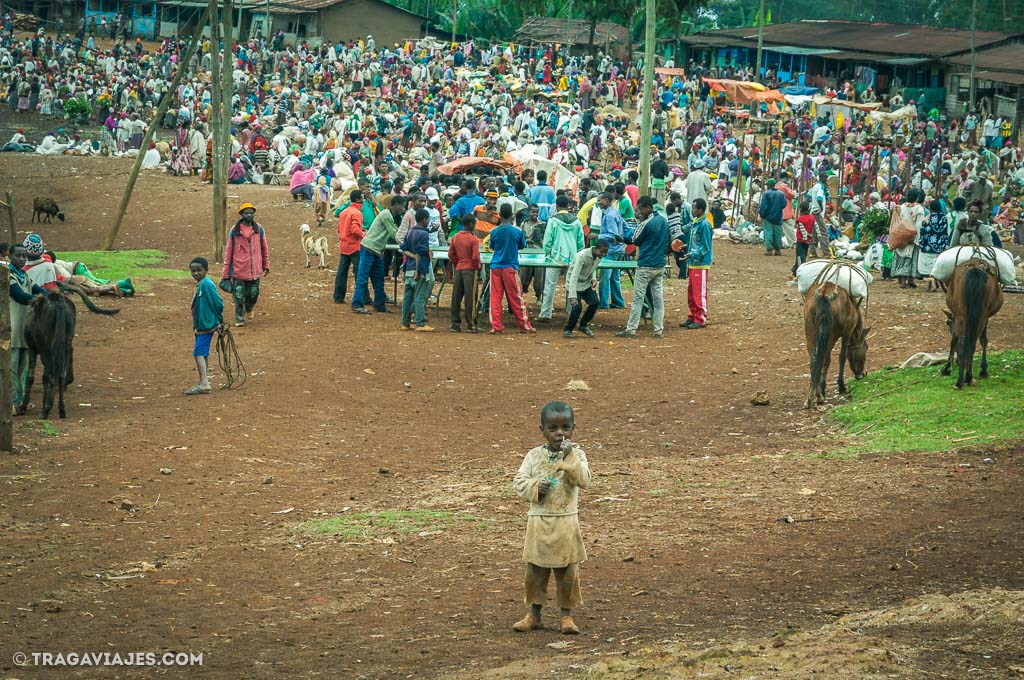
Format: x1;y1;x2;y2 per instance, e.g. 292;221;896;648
512;401;591;635
221;203;269;327
186;257;224;396
488;203;535;334
563;240;609;338
448;214;482;332
616;196;670;339
399;208;434;331
682;198;713;329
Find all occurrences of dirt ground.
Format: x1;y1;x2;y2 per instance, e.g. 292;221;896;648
0;139;1023;679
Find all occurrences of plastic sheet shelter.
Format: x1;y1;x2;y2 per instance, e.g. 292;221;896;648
703;78;785;106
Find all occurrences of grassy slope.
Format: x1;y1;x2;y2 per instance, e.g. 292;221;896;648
60;250;189;282
830;350;1024;455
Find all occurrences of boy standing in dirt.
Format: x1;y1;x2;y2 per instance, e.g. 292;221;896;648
186;257;224;395
512;401;591;635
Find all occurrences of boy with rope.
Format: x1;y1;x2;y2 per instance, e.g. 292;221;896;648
186;257;224;395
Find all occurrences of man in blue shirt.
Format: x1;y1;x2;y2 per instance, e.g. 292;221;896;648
596;192;627;309
527;170;557;222
399;208;434;331
758;178;788;255
449;180;485;222
487;203;535;334
616;196;670;338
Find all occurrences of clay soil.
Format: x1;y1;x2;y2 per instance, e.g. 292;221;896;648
0;142;1023;678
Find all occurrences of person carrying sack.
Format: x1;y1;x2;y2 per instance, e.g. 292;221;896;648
221;202;270;327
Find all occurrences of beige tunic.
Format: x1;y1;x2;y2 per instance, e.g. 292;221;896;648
513;445;590;568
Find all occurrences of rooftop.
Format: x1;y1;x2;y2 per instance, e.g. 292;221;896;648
515;16;630;47
684;20;1022;60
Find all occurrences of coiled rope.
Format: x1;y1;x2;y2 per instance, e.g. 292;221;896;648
215;325;247;389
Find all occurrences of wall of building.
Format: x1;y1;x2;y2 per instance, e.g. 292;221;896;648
318;0;422;48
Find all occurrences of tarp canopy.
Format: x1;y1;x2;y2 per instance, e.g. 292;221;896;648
811;96;882;112
436;156;518;176
703;78;784;105
780;85;819;96
655;67;686;76
504;147;579;196
867;105;918;124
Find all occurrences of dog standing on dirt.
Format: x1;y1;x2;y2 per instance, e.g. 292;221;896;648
33;197;65;224
299;223;330;269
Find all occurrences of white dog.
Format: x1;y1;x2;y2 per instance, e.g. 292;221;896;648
299;223;330;269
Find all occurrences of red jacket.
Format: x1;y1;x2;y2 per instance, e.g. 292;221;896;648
222;222;270;281
337;203;366;255
448;231;482;271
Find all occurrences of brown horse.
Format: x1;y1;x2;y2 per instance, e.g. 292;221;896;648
803;282;870;409
941;261;1004;389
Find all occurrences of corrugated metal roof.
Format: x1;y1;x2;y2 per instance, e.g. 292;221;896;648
688;20;1020;60
272;0;425;17
944;42;1024;73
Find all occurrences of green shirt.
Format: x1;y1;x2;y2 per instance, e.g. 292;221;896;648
618;196;635;220
360;209;398;255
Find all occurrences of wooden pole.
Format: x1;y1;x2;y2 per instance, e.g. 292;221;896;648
103;6;211;251
0;268;12;452
209;0;224;262
3;191;15;243
637;0;656;198
732;133;744;225
217;0;234;260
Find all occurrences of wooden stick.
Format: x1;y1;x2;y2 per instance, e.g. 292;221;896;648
3;191;15;243
103;6;210;251
0;268;11;452
209;0;224;263
217;0;234;260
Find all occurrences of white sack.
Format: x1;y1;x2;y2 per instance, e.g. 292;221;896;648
931;246;1015;285
797;260;873;299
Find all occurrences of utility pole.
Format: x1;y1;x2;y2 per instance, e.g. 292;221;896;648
637;0;656;198
755;0;765;80
969;0;977;111
451;0;456;45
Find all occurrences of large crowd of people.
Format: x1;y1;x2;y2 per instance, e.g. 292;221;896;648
2;12;1022;339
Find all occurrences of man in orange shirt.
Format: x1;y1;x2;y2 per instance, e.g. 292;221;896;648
472;190;501;241
775;171;797;247
334;190;367;304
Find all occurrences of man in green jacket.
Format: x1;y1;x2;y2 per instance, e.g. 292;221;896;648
352;195;408;314
537;194;586;321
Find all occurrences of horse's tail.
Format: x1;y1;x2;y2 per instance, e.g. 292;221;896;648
959;266;987;365
810;292;834;392
62;284;120;316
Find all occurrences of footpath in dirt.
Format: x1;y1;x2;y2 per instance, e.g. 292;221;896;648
0;154;1021;678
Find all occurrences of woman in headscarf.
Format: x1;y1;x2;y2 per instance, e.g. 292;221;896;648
170;122;193;176
917;199;950;291
891;187;927;289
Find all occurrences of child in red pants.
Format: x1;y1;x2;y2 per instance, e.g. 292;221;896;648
487;203;536;334
682;197;713;329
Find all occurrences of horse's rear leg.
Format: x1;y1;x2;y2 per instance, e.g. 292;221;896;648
941;327;956;377
837;338;849;395
817;351;831;405
979;326;989;379
40;372;54;420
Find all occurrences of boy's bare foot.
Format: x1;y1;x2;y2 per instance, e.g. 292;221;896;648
559;616;580;634
512;613;541;632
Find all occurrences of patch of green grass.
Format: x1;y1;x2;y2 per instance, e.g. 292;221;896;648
830;350;1024;455
648;488;668;497
60;250;190;283
23;420;59;437
297;510;489;539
